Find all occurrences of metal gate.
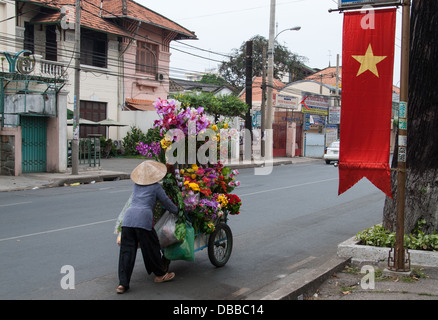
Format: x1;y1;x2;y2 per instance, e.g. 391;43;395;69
21;116;47;172
305;133;325;158
273;123;287;157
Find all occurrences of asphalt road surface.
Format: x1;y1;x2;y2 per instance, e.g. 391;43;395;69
0;161;385;300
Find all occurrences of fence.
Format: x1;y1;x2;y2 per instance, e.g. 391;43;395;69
67;135;101;168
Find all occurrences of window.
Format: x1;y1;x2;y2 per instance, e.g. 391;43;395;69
80;101;107;138
24;22;34;54
81;29;107;68
45;25;57;61
136;41;158;74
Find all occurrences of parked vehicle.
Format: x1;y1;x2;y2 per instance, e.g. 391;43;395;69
324;140;339;164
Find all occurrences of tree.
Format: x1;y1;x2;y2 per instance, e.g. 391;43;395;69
218;35;308;89
170;92;249;122
198;74;229;86
383;0;438;234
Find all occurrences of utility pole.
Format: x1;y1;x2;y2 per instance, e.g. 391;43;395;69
390;0;411;272
266;0;276;160
244;40;253;160
71;0;81;175
261;47;267;158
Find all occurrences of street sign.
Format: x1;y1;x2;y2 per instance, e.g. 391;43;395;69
338;0;402;9
274;94;299;110
252;110;261;128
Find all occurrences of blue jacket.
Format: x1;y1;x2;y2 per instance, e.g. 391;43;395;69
122;183;178;231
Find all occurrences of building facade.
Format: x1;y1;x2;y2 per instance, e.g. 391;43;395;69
0;0;195;175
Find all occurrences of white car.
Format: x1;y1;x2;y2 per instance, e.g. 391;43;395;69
324;140;339;164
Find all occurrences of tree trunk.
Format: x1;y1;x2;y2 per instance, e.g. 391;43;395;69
383;0;438;234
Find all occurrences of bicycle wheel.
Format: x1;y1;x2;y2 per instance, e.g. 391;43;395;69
208;223;233;267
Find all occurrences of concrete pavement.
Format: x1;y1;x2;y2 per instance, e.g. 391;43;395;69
1;156;437;300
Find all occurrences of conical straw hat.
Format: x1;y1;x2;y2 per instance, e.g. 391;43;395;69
130;160;167;185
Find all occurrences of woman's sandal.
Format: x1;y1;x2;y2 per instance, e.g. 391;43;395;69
154;272;175;283
116;285;128;294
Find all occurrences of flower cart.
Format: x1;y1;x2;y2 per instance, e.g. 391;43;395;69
136;98;242;267
192;207;233;267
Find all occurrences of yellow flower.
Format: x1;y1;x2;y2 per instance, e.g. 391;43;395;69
188;182;200;191
191;164;199;171
212;124;218;131
223;123;228;129
191;174;197;180
216;194;228;207
160;137;172;150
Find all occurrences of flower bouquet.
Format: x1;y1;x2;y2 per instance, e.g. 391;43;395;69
136;98;242;235
224;194;242;215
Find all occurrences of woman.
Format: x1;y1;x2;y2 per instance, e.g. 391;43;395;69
117;160;178;294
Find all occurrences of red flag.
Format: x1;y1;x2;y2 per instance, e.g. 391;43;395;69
339;8;396;198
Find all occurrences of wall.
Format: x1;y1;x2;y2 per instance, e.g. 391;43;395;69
121;24;170;104
47;90;68;172
0;126;21;175
118;110;160;138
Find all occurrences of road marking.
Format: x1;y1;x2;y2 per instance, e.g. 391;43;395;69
239;178;338;197
0;218;116;242
0;201;32;207
230;287;250;298
109;188;132;193
287;256;317;271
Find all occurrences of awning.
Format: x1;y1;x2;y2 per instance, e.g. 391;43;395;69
97;118;127;126
67;118;99;126
125;98;156;111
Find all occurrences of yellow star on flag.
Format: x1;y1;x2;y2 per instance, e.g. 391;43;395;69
352;44;387;77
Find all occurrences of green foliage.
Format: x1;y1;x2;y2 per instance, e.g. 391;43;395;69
356;224;396;248
170;92;249;120
144;126;161;144
122;126;147;155
198;74;229;86
162;173;185;217
219;34;308;88
100;137;117;157
356;219;438;251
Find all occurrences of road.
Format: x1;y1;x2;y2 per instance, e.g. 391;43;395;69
0;161;385;300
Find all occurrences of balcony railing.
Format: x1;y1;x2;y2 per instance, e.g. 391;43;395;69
0;51;68;81
38;58;67;80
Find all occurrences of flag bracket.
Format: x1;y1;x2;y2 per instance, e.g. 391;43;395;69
329;2;403;13
388;247;411;272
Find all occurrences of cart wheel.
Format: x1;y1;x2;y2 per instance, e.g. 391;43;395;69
208;223;232;267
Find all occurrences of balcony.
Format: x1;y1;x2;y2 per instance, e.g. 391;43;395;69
0;52;67;127
1;51;68;82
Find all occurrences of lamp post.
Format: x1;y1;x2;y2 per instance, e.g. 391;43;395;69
265;1;300;160
275;26;301;41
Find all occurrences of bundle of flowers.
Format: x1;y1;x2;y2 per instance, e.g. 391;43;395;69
136;141;160;159
137;98;242;234
224;194;242;215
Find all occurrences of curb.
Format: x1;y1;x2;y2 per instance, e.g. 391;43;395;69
259;257;351;300
48;173;131;188
337;236;438;267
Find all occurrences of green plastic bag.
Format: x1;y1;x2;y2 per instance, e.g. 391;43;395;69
164;222;195;262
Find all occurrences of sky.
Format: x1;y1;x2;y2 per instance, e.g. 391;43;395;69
140;0;403;85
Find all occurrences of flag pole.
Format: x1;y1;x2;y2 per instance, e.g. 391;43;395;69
391;0;410;272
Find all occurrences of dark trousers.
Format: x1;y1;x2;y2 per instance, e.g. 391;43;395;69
118;227;166;288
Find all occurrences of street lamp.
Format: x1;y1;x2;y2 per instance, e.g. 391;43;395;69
274;26;301;41
264;10;301;160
